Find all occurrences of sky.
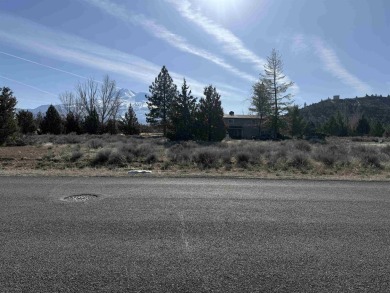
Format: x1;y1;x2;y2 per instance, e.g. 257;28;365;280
0;0;389;114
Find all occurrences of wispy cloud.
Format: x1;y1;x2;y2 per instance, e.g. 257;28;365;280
291;34;309;54
0;14;246;99
83;0;256;83
313;38;372;94
166;0;266;72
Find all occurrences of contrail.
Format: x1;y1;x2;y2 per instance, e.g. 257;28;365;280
0;50;93;81
0;74;58;97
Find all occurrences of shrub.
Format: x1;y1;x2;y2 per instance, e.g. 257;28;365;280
87;138;104;149
70;150;83;162
288;152;310;168
236;152;250;167
92;148;111;165
294;140;312;152
107;150;126;166
167;143;192;164
192;149;219;169
361;154;382;169
145;153;158;164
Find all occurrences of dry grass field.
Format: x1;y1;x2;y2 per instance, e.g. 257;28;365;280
1;134;390;180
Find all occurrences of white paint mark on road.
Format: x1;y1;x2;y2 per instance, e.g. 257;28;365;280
178;211;190;251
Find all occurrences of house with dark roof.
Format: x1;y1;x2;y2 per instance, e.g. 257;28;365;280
223;112;263;139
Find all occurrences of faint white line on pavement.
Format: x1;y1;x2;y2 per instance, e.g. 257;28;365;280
178;211;190;251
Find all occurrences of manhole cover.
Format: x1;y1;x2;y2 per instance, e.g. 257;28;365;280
62;194;99;202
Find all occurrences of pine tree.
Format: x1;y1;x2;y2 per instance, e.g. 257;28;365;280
16;110;36;134
371;121;385;137
0;87;17;144
356;115;370;135
83;107;99;134
168;78;197;140
249;81;272;137
146;66;177;136
262;49;294;138
196;85;225;142
64;112;81;134
287;105;305;138
40;105;62;134
120;104;140;135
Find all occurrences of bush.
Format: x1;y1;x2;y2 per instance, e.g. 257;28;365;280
294;140;312;152
107;150;126;166
236;152;250;167
70;150;83;162
167;143;192;164
288;152;310;168
192;149;219;169
92;148;111;165
145;153;158;164
361;154;382;169
87;138;104;149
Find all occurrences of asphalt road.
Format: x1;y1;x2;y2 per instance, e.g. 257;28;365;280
1;176;390;292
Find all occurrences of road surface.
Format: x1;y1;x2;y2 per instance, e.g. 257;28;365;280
1;176;390;292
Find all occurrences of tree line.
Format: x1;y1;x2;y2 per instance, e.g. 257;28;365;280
0;67;226;144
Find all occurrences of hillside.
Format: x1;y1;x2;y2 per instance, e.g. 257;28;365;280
300;95;390;125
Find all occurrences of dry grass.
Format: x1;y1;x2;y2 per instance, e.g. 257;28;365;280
1;134;390;179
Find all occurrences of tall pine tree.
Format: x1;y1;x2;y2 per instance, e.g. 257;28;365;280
196;85;225;142
262;49;294;138
168;78;197;140
146;66;177;136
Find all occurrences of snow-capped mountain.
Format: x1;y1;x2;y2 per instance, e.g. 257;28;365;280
22;89;149;124
116;88;149;123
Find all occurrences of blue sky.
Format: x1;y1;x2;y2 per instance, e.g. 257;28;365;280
1;0;389;114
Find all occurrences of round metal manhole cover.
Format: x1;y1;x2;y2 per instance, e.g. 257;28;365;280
62;194;100;202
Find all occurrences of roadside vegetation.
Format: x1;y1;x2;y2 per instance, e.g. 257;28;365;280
1;133;390;179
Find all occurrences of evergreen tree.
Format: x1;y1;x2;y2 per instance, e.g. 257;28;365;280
40;105;62;134
371;121;384;137
120;104;140;135
0;87;17;144
322;111;348;136
249;81;272;137
287;105;305;138
356;115;370;135
16;110;36;134
196;85;225;142
146;66;177;136
83;107;99;134
261;49;294;138
168;79;197;140
64;112;81;134
105;119;119;134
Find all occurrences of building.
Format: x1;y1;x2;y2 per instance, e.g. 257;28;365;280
223;112;263;139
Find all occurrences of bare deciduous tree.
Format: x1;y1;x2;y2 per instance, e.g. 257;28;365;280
59;91;83;119
76;78;99;117
74;75;122;131
97;75;121;127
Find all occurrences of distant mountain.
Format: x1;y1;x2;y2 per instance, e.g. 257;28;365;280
20;89;149;124
300;95;390;126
